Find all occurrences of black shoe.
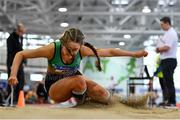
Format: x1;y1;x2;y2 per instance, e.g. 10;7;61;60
158;101;167;107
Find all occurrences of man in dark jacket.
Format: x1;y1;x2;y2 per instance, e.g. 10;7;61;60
6;23;26;104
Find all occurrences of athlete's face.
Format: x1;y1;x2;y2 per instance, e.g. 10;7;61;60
64;41;81;58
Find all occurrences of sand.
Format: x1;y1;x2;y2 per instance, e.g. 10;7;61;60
0;96;179;119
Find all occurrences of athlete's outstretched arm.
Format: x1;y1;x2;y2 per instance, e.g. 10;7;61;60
80;46;148;57
8;43;54;85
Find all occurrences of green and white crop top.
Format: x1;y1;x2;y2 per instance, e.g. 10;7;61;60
48;40;82;75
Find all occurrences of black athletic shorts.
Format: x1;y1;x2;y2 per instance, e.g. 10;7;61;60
44;71;82;94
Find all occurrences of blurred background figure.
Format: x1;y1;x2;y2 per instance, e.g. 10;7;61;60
25;90;37;104
6;23;26;104
36;81;48;104
154;55;164;106
151;89;159;107
108;76;118;94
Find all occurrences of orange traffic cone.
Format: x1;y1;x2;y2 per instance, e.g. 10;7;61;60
17;90;25;107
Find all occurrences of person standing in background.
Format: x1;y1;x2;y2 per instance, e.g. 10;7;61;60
156;16;178;107
6;23;26;104
154;55;164;106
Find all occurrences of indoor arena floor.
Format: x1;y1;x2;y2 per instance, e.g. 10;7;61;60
0;100;180;119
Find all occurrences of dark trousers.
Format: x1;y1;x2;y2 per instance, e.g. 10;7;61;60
161;58;177;104
7;65;25;103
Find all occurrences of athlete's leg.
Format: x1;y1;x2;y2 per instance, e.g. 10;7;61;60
85;79;111;104
49;75;87;103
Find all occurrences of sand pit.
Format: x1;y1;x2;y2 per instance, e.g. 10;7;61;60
0;96;180;119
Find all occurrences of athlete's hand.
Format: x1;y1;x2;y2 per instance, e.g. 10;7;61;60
8;76;18;86
133;50;148;58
